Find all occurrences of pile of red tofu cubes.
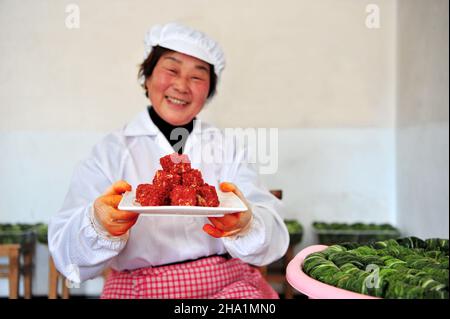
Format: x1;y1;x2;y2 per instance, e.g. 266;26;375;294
135;153;220;207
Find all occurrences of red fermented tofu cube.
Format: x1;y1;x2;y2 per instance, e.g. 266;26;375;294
153;170;181;191
197;184;220;207
170;185;197;206
182;169;204;187
160;153;191;174
136;183;169;206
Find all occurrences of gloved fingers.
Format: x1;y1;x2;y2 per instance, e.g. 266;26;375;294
220;182;244;199
203;223;243;238
219;213;241;227
104;216;137;232
119;217;138;228
97;194;123;208
94;200;134;222
207;217;226;230
202;224;225;238
110;209;139;221
102;180;132;196
94;192;138;236
110;216;138;224
220;182;250;209
208;213;241;230
220;182;236;193
106;221;135;237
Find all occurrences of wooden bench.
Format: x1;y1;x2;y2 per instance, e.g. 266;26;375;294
0;242;34;299
48;256;70;299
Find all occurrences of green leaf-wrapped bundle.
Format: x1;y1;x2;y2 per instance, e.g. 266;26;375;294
302;236;449;299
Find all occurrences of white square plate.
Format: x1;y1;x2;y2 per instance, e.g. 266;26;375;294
118;190;248;217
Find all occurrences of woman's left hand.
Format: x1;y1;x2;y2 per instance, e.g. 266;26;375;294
202;182;253;238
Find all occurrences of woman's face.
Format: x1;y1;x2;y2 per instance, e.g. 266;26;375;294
145;51;211;126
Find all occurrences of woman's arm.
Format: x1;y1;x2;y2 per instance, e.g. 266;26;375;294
48;140;129;283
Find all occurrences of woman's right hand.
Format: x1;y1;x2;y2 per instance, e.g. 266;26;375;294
93;180;139;237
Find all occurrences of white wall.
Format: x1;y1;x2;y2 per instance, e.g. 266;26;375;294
0;0;396;130
396;0;449;239
1;0;444;297
262;128;396;248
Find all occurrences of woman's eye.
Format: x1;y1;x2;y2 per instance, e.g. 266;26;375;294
166;68;177;74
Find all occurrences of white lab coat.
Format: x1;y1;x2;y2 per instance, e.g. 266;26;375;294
49;109;289;283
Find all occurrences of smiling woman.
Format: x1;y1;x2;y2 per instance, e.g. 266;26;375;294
143;50;212;126
138;46;218;98
48;22;290;300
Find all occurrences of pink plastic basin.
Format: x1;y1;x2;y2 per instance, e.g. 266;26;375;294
286;245;379;299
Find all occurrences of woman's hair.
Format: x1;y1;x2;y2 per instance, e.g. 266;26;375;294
138;45;217;99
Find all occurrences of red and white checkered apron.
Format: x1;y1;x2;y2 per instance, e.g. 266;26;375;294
101;255;279;299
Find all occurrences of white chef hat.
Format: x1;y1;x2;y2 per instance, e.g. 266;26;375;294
143;22;226;78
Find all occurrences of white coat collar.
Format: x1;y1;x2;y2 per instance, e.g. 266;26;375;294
123;109;218;137
123;110;159;136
